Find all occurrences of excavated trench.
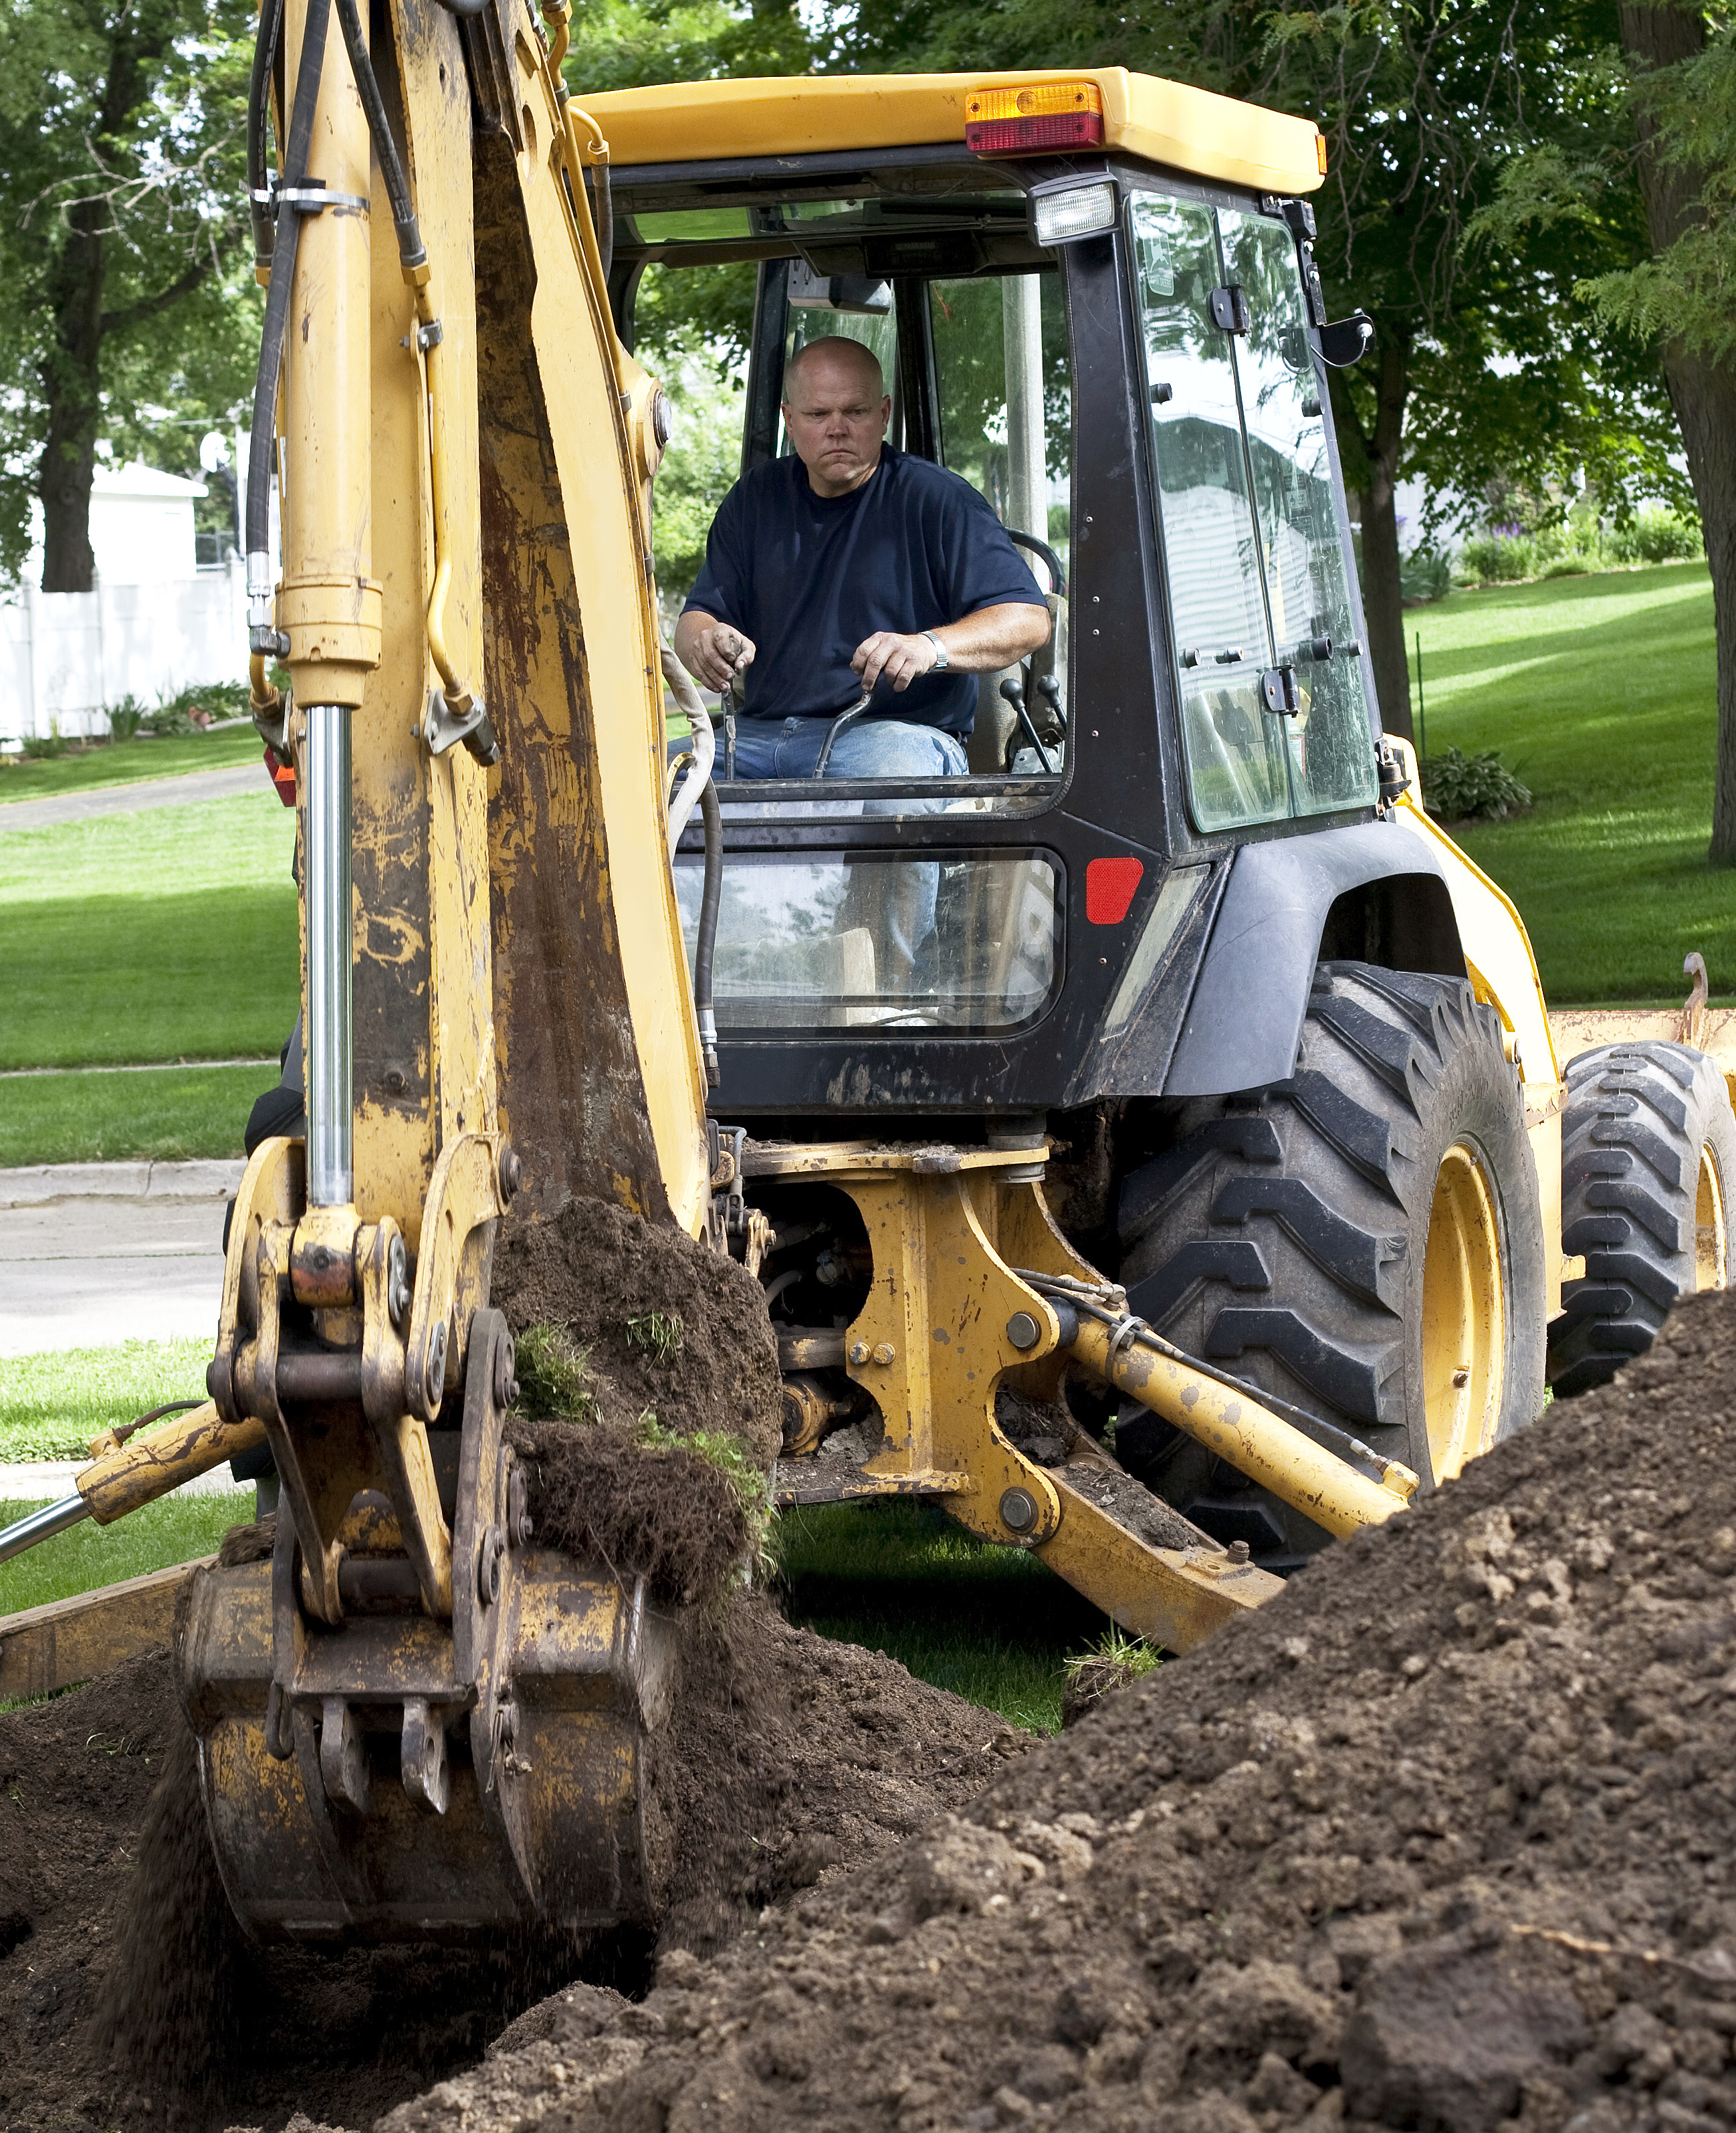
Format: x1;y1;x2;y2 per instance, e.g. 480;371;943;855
5;1259;1736;2130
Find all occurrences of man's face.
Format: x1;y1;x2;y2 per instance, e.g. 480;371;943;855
782;350;891;498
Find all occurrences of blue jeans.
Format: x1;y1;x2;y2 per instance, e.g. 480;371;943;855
729;715;968;997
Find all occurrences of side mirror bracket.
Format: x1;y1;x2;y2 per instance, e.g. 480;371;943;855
1318;312;1374;368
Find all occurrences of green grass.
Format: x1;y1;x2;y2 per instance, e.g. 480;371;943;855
1412;562;1736;1005
776;1501;1111;1732
0;1492;243;1619
0;791;298;1069
0;1059;269;1166
0;1338;217;1460
0;724;265;803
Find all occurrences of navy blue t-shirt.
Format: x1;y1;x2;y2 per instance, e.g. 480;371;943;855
683;445;1046;735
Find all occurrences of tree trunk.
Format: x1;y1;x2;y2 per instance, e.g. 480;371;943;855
1334;328;1414;744
1619;3;1736;864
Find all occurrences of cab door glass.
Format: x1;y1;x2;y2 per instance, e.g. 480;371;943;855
1132;196;1287;832
1219;211;1378;817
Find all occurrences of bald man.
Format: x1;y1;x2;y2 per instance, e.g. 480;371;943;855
673;336;1051;783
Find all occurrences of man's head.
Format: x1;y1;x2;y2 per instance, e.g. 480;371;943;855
782;336;891;498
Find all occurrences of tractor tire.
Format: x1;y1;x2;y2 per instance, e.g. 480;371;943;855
1547;1041;1735;1399
1115;962;1547;1563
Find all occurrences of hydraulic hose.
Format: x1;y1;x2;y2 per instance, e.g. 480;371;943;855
331;0;427;274
245;0;332;627
246;0;285;275
695;779;722;1087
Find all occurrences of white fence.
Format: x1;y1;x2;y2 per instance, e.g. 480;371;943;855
0;557;249;744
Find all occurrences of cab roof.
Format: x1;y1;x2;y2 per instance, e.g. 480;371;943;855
572;68;1325;199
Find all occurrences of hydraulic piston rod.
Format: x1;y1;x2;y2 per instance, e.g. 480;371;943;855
305;700;353;1207
1065;1311;1416;1539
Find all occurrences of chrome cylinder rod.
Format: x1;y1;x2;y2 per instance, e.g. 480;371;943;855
305;700;354;1206
0;1493;90;1565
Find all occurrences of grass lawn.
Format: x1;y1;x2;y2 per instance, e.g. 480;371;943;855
0;1059;269;1166
1412;562;1735;1005
0;790;298;1070
776;1500;1114;1733
0;1338;217;1460
0;723;264;803
0;1491;243;1621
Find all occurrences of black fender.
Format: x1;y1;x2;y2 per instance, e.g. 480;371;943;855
1163;821;1464;1098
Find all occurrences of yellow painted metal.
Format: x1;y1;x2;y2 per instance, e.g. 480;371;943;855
1067;1313;1416;1538
751;1144;1289;1651
1037;1473;1281;1652
1388;738;1559;1086
575;67;1326;198
280;0;381;710
478;27;710;1233
1420;1142;1506;1484
76;1404;267;1526
1698;1140;1729;1291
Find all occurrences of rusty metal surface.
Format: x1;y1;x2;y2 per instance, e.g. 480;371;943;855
76;1405;267;1526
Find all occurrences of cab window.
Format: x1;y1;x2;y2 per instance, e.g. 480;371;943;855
1133;195;1377;832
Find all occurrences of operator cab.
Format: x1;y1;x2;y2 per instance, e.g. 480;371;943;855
605;94;1382;1117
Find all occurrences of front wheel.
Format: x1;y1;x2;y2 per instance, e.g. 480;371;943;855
1116;963;1547;1562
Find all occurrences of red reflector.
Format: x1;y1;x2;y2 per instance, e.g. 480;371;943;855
966;110;1106;157
265;745;296;807
1085;855;1143;924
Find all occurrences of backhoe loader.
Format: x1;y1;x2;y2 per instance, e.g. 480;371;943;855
4;2;1733;1946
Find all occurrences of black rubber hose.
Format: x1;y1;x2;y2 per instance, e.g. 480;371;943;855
245;0;333;564
695;777;722;1086
246;0;285;272
332;0;427;272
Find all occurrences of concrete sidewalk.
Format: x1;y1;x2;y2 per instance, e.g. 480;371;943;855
0;1158;244;1356
0;761;265;833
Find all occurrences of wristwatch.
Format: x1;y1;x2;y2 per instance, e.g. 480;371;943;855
921;631;950;671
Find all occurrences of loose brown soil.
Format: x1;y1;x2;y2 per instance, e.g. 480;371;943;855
363;1288;1736;2133
0;1594;998;2131
494;1196;786;1605
14;1286;1736;2132
492;1197;784;1469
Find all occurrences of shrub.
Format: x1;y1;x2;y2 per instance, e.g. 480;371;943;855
20;725;68;759
141;702;195;737
1611;508;1701;566
1400;548;1452;603
104;694;148;742
1461;532;1539;583
1422;745;1533;821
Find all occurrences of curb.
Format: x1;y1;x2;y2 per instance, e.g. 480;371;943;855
0;1158;246;1209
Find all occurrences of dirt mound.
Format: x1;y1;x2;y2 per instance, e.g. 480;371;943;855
493;1195;783;1468
0;1587;996;2131
383;1288;1736;2133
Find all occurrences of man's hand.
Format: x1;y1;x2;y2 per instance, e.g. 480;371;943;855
852;631;940;694
675;611;756;694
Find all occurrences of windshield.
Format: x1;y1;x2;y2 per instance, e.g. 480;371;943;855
619;183;1073;805
1133;195;1377;833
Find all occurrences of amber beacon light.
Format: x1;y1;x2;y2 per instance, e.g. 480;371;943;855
965;81;1105;156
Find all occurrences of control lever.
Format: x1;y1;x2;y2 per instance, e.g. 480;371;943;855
999;675;1055;775
1033;672;1065;744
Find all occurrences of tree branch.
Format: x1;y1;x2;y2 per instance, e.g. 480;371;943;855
99;248;217;336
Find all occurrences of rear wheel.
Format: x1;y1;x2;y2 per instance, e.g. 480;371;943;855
1547;1041;1736;1397
1115;962;1547;1562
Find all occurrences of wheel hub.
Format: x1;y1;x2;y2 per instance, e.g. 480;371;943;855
1422;1141;1505;1483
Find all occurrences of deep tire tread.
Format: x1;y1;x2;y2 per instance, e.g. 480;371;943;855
1548;1042;1736;1398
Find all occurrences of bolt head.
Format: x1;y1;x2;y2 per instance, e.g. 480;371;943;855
498;1142;522;1205
848;1340;870;1366
477;1524;504;1605
1005;1311;1041;1352
425;1321;448;1407
871;1342;895;1366
999;1486;1039;1536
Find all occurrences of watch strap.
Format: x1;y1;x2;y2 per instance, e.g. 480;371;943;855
921;630;950;671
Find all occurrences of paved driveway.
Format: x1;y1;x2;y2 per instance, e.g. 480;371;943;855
0;1159;243;1357
0;760;263;833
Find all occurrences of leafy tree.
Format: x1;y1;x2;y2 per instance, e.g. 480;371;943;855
1571;5;1736;862
0;0;257;590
